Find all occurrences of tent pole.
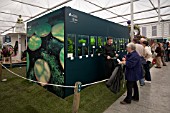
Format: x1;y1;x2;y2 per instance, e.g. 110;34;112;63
130;0;134;42
158;0;160;24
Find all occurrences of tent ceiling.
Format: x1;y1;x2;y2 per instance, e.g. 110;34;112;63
0;0;170;34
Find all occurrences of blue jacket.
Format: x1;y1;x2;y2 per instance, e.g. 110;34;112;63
125;51;143;81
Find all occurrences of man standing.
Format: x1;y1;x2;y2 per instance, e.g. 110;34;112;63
120;43;143;104
104;37;118;78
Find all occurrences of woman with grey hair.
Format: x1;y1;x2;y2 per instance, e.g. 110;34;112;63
120;43;143;104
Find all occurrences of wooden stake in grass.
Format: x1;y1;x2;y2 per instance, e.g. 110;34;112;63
10;56;12;68
72;82;81;113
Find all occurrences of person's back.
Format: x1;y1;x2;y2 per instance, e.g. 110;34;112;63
135;43;144;57
125;51;143;81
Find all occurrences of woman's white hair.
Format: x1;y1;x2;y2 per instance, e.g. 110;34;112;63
127;42;136;50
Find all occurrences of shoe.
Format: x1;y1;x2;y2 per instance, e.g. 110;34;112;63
140;83;145;86
132;99;139;102
145;81;151;84
155;66;161;68
132;97;139;102
120;101;131;105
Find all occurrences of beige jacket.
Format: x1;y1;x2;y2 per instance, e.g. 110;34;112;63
135;43;145;57
144;46;153;62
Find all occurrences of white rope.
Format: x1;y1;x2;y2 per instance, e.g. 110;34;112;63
82;79;109;87
1;64;75;88
1;64;109;88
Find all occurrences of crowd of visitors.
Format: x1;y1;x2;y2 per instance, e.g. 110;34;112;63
104;37;170;105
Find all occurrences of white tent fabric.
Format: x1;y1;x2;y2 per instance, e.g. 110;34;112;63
0;0;170;34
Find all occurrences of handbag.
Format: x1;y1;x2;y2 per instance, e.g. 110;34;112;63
152;58;156;65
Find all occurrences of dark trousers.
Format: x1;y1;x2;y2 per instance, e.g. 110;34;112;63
165;50;169;62
168;50;170;61
105;60;115;78
124;81;139;103
144;61;151;81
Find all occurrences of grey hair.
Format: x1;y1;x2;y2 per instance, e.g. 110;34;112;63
127;42;136;50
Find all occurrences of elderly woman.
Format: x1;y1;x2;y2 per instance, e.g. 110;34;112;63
120;43;143;104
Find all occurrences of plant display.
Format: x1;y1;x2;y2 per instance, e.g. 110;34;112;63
34;59;51;86
28;35;42;51
35;23;51;37
67;38;74;53
78;39;86;44
27;27;35;37
52;22;64;42
27;11;65;97
104;41;106;46
98;37;103;46
90;36;95;46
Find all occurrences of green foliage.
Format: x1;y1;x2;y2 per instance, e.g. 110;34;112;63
67;38;74;53
90;37;95;46
104;41;106;46
41;51;64;85
98;37;103;46
28;35;42;51
78;39;86;44
47;38;64;55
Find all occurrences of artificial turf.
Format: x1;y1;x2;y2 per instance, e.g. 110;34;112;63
0;67;126;113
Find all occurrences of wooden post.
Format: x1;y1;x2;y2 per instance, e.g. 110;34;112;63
10;56;12;68
72;82;81;113
0;62;2;81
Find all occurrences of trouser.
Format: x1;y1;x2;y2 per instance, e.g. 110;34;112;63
161;56;166;65
165;50;169;62
156;56;161;67
144;61;151;81
168;50;170;61
105;60;115;79
139;64;145;85
124;81;139;103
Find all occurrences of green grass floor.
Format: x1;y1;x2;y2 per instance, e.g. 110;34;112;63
0;67;126;113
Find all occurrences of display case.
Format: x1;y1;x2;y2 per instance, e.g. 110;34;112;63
67;34;76;58
96;36;104;55
89;36;97;57
77;35;89;58
27;7;130;98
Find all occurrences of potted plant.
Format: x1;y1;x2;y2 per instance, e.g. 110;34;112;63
67;38;74;58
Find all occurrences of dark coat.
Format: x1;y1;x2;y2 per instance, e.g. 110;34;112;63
155;47;162;57
104;44;116;59
125;51;143;81
106;65;123;94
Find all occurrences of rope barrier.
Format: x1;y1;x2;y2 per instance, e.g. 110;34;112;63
1;64;75;88
1;63;109;88
81;79;109;87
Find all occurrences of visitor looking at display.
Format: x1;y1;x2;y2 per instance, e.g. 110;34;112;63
119;42;143;104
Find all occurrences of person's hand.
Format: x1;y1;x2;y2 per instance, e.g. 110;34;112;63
122;57;126;61
122;61;126;65
107;56;111;59
115;54;119;57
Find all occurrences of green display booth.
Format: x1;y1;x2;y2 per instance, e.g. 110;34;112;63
26;7;130;98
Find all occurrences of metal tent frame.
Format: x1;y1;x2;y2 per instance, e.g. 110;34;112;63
0;0;170;35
